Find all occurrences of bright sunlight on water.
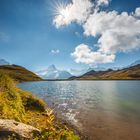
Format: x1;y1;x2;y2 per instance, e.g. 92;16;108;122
19;81;140;140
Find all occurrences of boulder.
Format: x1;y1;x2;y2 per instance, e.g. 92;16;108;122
0;119;40;139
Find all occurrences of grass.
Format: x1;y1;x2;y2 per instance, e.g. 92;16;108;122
0;72;80;140
0;73;25;121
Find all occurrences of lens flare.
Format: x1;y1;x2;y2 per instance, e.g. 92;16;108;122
51;0;69;17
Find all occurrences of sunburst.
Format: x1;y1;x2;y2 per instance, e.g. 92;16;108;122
51;0;69;17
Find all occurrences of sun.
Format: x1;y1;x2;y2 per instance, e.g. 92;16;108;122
51;0;69;17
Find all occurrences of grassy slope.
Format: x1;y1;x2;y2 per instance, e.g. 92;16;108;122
0;73;79;140
70;64;140;80
0;65;42;82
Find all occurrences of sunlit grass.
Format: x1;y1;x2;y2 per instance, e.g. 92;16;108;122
0;72;80;140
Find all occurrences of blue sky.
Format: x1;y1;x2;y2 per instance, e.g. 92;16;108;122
0;0;140;71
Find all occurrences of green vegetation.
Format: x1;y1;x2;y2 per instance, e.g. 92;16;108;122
0;73;25;121
0;65;42;82
0;72;80;140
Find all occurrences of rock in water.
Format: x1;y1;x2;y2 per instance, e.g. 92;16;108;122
0;119;40;139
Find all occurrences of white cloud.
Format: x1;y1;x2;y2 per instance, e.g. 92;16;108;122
97;0;110;6
53;0;111;28
72;9;140;64
51;49;60;54
53;0;93;28
71;44;115;64
84;11;140;54
135;7;140;17
53;0;140;65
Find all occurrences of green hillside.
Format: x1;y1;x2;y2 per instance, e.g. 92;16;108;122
0;65;42;82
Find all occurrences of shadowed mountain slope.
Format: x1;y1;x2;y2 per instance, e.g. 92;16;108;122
0;65;42;82
69;64;140;80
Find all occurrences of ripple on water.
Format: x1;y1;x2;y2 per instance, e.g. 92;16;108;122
18;80;140;140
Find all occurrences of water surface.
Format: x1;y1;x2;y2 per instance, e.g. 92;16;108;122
19;81;140;140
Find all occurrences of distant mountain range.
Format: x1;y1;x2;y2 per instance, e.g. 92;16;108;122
37;65;72;79
0;59;10;65
37;60;140;80
69;67;106;76
69;64;140;80
1;58;139;80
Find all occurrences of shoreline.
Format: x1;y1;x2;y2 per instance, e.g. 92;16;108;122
43;101;88;140
44;79;140;81
0;73;80;139
55;115;89;140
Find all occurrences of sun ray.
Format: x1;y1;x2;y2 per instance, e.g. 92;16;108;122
50;0;69;17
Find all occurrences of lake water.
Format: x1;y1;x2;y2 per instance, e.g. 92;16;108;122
19;81;140;140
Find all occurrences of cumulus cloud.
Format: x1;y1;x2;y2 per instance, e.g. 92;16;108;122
53;0;140;65
50;49;60;54
84;11;140;54
53;0;93;28
75;9;140;64
135;7;140;17
53;0;111;28
71;44;115;64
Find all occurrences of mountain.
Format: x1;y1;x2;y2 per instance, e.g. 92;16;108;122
37;65;72;79
47;64;57;71
0;64;42;82
130;59;140;67
37;65;57;77
0;59;10;65
69;67;106;76
69;64;140;80
69;68;89;76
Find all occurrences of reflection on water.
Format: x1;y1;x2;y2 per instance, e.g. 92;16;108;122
19;81;140;140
